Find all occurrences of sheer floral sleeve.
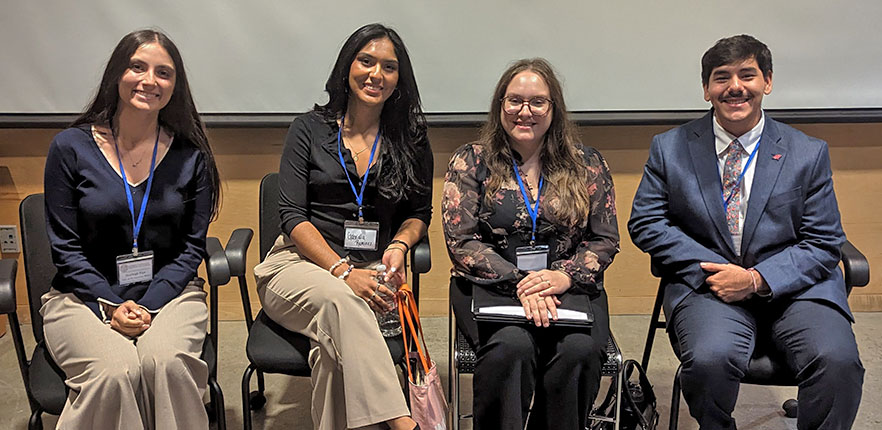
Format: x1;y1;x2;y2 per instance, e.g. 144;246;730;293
549;147;620;292
442;144;522;294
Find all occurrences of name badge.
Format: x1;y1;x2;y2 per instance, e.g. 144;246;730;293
344;220;380;250
516;245;549;271
116;251;154;286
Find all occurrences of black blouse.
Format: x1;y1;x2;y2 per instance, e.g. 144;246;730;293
278;111;433;263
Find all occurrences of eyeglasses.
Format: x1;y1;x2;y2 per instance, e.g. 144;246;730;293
501;96;553;116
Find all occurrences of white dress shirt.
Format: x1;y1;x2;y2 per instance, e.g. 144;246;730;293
713;112;765;255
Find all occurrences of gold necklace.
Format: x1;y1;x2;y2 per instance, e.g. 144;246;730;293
113;139;152;168
112;127;158;168
125;147;151;168
350;144;370;162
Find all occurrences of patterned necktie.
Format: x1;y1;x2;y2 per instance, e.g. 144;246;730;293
722;139;746;236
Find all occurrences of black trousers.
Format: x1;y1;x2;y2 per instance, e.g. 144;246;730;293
671;291;864;430
451;277;610;430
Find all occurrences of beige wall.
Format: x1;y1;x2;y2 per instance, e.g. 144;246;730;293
2;122;880;321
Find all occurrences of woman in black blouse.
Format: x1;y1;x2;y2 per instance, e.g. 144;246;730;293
41;29;220;429
253;23;430;430
442;58;619;430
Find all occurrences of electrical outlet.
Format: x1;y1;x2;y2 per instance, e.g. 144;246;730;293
0;225;20;253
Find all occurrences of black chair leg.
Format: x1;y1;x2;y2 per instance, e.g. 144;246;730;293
242;366;256;430
642;289;665;371
256;369;266;395
208;378;226;430
28;409;42;430
671;364;683;430
207;382;217;422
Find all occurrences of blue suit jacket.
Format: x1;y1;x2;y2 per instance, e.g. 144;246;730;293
627;111;850;321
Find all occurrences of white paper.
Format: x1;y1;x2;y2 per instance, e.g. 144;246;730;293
476;305;589;321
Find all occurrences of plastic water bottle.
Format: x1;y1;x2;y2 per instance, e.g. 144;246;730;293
374;264;401;337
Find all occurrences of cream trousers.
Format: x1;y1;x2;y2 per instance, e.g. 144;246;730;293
41;283;209;430
254;234;409;430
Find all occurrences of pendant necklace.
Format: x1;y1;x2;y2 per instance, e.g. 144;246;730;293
351;144;370;162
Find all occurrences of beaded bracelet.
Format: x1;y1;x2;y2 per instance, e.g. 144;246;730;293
328;256;349;275
337;265;354;280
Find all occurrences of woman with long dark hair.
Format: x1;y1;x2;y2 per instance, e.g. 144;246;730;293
253;23;431;430
41;29;220;429
442;58;619;429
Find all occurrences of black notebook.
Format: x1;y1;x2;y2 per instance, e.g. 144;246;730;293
472;286;594;328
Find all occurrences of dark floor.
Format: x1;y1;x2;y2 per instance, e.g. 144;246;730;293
2;313;880;429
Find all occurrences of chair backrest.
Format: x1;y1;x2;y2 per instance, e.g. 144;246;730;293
19;193;56;342
259;173;281;264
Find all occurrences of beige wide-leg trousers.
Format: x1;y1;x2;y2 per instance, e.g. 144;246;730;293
254;235;410;430
41;283;209;430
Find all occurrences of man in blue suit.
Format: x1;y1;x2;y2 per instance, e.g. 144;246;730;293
628;35;863;429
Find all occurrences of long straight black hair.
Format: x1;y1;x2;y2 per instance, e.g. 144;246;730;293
314;23;430;201
72;29;221;219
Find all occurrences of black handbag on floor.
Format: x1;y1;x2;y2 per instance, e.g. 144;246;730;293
590;359;659;430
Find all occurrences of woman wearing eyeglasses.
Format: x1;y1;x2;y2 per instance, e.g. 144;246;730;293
442;58;619;430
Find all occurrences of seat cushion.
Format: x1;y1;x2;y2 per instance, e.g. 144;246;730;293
246;310;406;375
742;352;797;385
28;341;67;415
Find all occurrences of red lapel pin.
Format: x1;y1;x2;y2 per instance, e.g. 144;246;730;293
772;154;783;160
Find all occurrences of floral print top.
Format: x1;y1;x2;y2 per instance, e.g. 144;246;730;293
442;143;619;296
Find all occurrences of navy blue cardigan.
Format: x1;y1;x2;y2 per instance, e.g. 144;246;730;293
44;125;211;318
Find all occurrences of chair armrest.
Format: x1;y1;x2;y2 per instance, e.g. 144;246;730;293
411;236;431;275
225;228;256;328
650;260;661;278
225;228;253;277
0;259;18;314
841;240;870;289
205;237;231;287
0;259;31;395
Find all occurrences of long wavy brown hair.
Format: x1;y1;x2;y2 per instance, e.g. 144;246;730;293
479;58;590;227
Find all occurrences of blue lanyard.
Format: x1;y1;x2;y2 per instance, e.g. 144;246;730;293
336;115;380;221
720;138;761;208
512;157;544;243
113;126;160;254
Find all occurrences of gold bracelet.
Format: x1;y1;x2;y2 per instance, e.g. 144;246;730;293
388;239;410;254
383;244;407;254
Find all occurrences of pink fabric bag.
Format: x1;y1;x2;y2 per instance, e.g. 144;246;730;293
397;283;449;430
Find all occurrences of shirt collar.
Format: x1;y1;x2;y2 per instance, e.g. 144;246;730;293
713;111;764;158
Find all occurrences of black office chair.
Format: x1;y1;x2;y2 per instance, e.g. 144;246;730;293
641;240;870;429
448;280;625;430
226;172;431;430
0;193;228;430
